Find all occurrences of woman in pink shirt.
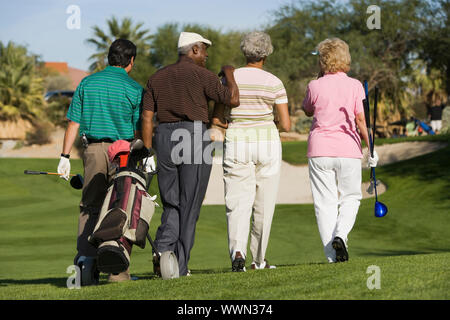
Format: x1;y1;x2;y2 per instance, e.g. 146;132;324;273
302;38;378;263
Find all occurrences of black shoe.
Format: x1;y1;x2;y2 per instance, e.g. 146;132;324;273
332;237;349;262
232;251;246;272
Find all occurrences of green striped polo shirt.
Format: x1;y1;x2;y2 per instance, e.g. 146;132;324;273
67;66;144;141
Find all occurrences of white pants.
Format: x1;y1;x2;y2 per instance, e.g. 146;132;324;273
223;138;281;264
308;157;362;263
431;120;442;132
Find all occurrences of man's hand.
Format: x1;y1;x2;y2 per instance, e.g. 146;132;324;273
57;156;71;180
143;156;156;173
219;65;239;107
368;150;379;168
218;65;235;77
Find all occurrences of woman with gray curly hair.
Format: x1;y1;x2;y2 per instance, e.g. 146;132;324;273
213;31;291;272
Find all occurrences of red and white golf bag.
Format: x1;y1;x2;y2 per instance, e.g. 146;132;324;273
88;140;156;274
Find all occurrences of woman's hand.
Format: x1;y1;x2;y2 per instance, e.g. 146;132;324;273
212;103;229;129
275;103;291;132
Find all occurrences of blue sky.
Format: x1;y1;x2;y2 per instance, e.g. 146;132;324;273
0;0;293;70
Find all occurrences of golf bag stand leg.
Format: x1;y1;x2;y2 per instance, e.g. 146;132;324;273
76;256;99;286
147;233;160;260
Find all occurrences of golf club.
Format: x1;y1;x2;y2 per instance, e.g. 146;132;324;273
363;81;375;194
24;170;76;176
24;170;84;190
363;82;388;218
371;87;388;218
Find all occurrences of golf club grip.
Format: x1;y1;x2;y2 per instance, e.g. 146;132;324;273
363;99;370;129
363;99;374;157
363;80;369;107
372;87;378;154
24;170;46;175
24;170;75;176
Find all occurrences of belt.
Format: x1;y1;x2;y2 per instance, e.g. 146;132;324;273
87;138;133;144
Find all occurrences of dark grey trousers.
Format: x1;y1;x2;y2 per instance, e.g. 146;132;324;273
154;121;212;276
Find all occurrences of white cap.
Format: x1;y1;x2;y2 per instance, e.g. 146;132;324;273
177;32;212;48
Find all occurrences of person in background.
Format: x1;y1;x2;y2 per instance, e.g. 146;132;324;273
212;31;291;272
141;31;239;278
57;39;154;283
302;38;378;263
427;91;447;134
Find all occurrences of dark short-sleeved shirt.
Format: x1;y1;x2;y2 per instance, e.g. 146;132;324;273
67;66;143;140
142;55;232;123
429;104;445;120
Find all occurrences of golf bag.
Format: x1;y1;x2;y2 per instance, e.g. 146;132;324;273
88;140;156;274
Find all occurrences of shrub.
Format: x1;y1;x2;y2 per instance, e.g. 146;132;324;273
294;116;312;134
25;122;52;145
45;96;71;127
441;107;450;134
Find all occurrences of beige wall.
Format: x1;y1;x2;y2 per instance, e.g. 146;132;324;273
0;119;33;140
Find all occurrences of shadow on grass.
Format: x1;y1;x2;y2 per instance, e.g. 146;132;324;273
359;247;450;257
0;277;68;288
379;143;450;201
0;274;122;288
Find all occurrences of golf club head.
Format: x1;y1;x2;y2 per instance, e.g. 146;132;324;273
129;139;144;152
374;201;388;218
70;174;84;190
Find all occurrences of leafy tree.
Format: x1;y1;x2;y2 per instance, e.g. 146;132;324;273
0;41;45;121
150;23;244;73
266;0;345;113
86;16;155;86
418;0;450;96
150;23;180;69
266;0;431;134
44;74;72;92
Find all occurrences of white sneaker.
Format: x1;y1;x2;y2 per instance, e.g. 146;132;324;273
251;260;276;270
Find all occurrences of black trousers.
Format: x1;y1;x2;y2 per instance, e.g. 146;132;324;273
154;121;212;276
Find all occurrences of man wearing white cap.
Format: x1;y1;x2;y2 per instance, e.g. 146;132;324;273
141;31;239;278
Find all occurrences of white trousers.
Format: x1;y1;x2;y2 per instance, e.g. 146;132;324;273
431;120;442;132
308;157;362;263
223;138;281;264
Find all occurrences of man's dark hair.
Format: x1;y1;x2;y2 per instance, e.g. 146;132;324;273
108;39;137;68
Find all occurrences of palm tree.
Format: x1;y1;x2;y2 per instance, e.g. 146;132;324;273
0;41;45;121
86;16;152;73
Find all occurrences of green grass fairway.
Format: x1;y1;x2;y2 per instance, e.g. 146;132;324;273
282;134;450;166
0;136;449;299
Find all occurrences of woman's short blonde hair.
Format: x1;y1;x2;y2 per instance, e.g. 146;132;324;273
316;38;351;74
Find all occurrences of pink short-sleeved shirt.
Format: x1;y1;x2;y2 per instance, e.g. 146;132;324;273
303;72;366;158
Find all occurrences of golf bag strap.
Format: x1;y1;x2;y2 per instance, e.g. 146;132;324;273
114;170;147;187
80;205;101;216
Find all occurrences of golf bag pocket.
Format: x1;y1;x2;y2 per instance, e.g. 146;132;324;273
90;207;127;244
132;190;155;248
89;170;155;250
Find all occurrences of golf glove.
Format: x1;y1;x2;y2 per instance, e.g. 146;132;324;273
143;156;156;173
368;150;379;168
57;156;71;180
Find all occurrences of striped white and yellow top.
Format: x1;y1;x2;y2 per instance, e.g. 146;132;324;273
226;67;288;142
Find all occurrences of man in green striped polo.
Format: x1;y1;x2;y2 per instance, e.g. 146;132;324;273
57;39;148;284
